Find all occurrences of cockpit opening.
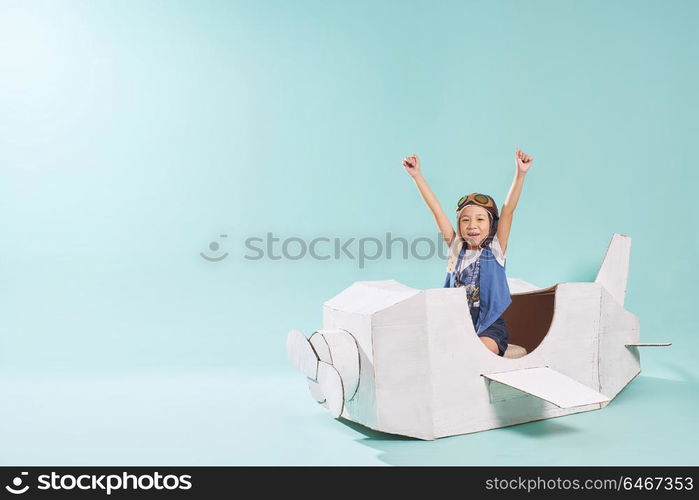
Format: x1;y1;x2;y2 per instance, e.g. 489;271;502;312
502;284;557;356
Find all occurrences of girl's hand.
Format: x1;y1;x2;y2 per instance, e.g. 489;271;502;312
402;154;421;177
515;148;533;173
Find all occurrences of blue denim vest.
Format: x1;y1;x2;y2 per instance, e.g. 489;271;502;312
444;243;512;333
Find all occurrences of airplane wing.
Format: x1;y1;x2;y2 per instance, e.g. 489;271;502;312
625;343;672;347
482;366;610;408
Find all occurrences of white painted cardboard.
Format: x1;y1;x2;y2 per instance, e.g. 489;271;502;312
309;329;360;400
595;232;630;306
482;366;610;408
317;361;344;418
287;330;318;379
288;233;670;439
626;343;672;347
507;277;543;293
307;378;325;403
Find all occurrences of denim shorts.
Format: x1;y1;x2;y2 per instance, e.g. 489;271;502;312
469;306;509;356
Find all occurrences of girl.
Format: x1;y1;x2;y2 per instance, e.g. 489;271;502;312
402;149;533;356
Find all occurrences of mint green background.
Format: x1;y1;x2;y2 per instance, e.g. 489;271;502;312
0;0;696;465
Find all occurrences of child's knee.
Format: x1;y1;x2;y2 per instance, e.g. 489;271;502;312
480;336;499;354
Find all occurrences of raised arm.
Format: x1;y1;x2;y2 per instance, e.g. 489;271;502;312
402;154;456;247
497;148;534;254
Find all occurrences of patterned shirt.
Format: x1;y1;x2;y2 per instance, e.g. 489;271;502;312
450;234;506;309
455;257;481;308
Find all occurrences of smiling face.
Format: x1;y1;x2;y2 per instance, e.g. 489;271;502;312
458;205;491;249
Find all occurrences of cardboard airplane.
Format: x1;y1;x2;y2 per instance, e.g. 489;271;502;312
287;233;670;440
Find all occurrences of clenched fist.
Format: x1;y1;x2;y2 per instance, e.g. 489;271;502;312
515;148;534;173
402;154;421;178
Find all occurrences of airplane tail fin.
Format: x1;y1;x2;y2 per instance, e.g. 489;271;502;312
594;233;631;306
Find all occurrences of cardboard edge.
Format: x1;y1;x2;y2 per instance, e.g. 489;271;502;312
603;367;642;404
317;361;344;418
625;343;671;347
433;402;606;439
482;366;610;409
594;232;631;307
